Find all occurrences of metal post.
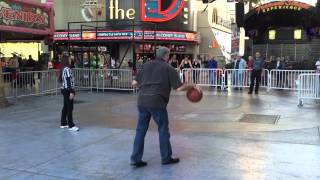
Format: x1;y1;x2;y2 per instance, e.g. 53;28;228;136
221;70;225;91
267;69;271;93
294;43;297;61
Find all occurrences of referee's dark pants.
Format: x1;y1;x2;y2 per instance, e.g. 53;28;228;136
249;69;262;93
131;106;172;164
61;89;75;128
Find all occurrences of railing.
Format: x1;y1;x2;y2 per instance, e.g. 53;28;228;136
1;68;134;99
182;69;269;89
298;73;320;107
1;70;59;98
182;69;318;92
1;68;319;100
181;69;223;87
224;69;269;89
73;68;134;91
270;70;315;90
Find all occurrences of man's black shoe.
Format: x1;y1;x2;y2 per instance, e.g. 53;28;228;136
248;91;252;94
131;161;147;168
162;158;180;165
255;91;259;94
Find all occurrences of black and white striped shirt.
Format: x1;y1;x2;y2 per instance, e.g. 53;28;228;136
62;67;74;91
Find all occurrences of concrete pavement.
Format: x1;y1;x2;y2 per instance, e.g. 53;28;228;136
0;90;320;180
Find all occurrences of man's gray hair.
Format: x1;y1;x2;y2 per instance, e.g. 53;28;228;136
156;46;170;59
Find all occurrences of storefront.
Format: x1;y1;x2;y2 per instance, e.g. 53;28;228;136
54;29;199;68
52;0;199;69
243;1;320;63
0;0;54;70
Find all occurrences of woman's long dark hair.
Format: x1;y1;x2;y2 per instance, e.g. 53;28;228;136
59;55;70;83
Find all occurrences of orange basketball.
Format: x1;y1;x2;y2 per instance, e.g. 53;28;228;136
186;87;203;103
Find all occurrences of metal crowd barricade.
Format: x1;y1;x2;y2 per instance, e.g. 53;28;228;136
298;73;320;107
15;70;59;97
2;72;16;98
1;70;59;98
270;70;316;90
73;68;134;91
73;68;92;91
182;68;224;88
223;69;269;89
102;69;133;91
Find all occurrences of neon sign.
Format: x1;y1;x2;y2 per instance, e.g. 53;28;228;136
256;1;312;14
54;30;199;43
141;0;185;22
99;0;188;22
0;0;49;30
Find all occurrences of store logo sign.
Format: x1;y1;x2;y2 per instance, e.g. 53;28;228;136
141;0;185;22
256;1;311;14
101;0;185;22
0;0;49;30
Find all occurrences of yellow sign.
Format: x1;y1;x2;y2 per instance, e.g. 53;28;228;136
256;1;312;14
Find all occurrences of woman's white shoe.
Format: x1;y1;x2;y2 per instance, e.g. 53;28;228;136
69;126;79;131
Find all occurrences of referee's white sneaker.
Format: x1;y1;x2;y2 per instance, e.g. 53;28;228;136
69;126;79;132
60;125;69;129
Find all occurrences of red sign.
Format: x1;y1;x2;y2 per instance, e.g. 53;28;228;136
0;0;54;35
141;0;185;22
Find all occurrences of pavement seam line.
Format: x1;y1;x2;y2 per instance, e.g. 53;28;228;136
0;167;77;180
20;129;128;177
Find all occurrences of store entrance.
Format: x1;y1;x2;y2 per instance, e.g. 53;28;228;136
55;42;120;69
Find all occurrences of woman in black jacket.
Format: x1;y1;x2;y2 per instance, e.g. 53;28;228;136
60;55;79;131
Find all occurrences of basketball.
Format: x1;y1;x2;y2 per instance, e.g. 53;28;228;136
186;87;203;103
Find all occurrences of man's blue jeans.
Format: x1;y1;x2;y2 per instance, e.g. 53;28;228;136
131;106;172;163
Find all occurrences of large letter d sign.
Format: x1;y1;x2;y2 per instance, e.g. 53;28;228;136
141;0;185;22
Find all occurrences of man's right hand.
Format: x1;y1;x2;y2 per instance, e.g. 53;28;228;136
132;80;138;87
69;93;75;100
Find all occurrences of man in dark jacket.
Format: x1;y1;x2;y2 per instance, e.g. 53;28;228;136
130;47;196;168
207;57;218;85
249;52;265;94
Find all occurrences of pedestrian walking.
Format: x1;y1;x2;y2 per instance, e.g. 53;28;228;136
130;47;196;168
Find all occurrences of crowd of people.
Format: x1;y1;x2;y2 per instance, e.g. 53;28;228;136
0;53;46;73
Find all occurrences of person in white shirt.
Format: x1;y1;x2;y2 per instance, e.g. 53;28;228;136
316;59;320;99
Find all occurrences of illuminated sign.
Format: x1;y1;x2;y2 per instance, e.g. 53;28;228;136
82;31;96;40
141;0;185;22
0;0;50;31
54;30;199;43
81;0;185;22
109;0;135;20
256;1;312;14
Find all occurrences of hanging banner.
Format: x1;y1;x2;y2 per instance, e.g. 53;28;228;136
231;23;240;55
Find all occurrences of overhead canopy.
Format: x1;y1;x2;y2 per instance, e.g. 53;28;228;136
244;1;318;31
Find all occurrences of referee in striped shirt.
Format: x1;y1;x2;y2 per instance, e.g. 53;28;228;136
60;55;79;131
